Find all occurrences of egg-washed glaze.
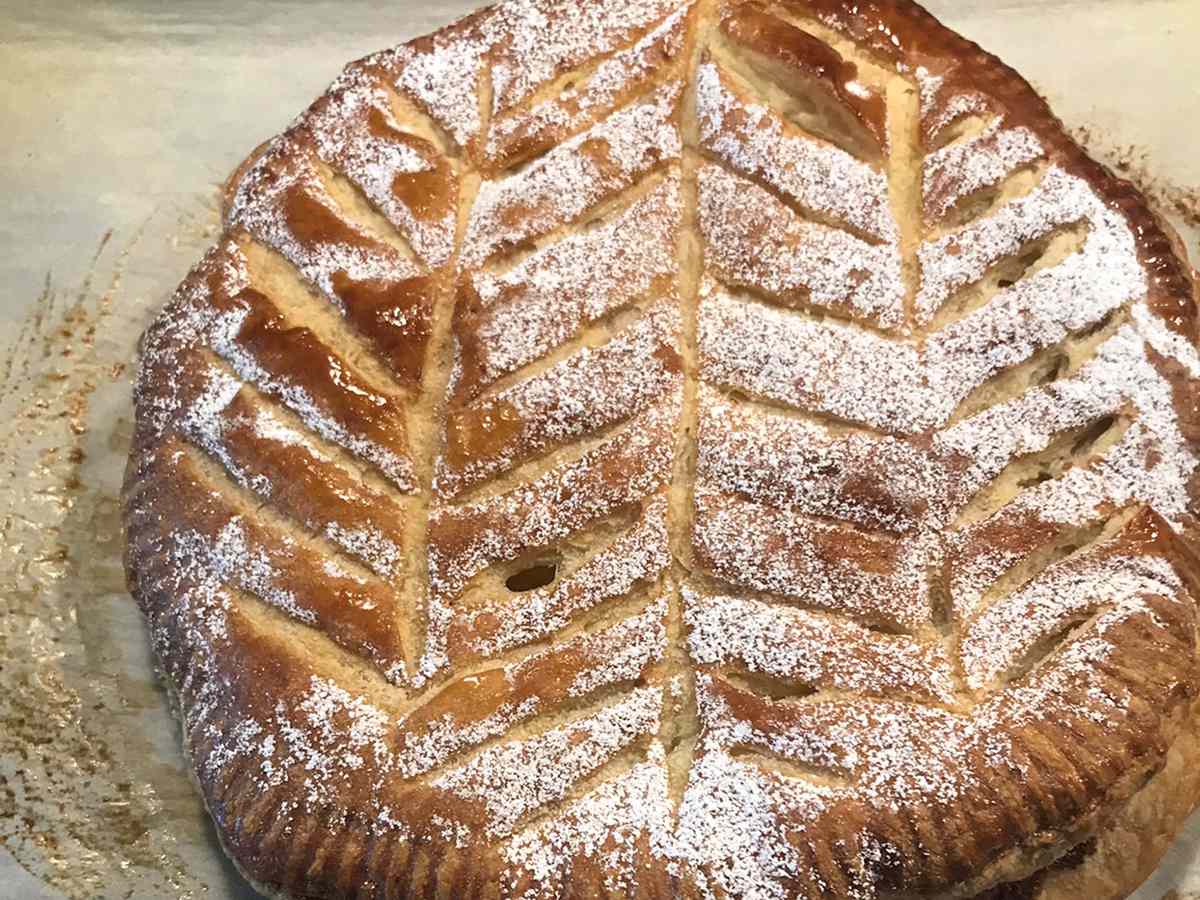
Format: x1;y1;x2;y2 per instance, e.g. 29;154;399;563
123;1;1200;898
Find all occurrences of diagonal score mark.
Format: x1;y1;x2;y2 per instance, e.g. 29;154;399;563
995;603;1114;689
461;81;685;271
495;739;661;845
228;582;412;707
314;158;425;267
174;439;412;678
380;77;462;161
394;681;617;781
691;570;918;639
710;382;891;437
932;160;1047;234
719;668;818;703
466;300;654;405
484;4;694;172
453;505;645;608
968;515;1120;631
388;614;667;787
954;412;1131;526
928;113;994;154
727;747;853;789
705;23;884;166
695;148;888;247
180;435;398;592
706;280;899;340
198;350;409;504
927;218;1089;331
429;694;660;838
440;396;677;506
947;306;1130;425
239;239;420;400
200;315;416;491
474;166;677;279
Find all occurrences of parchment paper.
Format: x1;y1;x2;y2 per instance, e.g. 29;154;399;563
2;2;1198;897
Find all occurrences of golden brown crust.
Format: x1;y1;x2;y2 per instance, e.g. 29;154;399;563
221;140;274;222
970;695;1200;900
719;2;888;157
796;0;1198;338
124;0;1200;898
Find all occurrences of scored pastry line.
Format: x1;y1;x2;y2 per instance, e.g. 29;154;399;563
193;350;412;516
199;290;417;490
400;141;476;682
694;59;896;243
657;0;713;809
179;436;393;601
484;4;695;167
883;46;923;331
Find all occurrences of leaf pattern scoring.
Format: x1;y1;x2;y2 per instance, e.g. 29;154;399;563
123;1;1200;898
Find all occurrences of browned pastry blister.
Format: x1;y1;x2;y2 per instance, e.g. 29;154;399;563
123;0;1200;898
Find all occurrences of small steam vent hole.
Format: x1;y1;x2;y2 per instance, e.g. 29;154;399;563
506;559;559;593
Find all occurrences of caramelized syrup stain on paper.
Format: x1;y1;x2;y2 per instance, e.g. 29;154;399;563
0;205;240;899
1071;125;1200;244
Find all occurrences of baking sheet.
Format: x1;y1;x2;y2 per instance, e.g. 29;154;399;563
2;1;1199;897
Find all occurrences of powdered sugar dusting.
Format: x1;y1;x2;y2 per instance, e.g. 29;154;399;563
918;165;1145;323
693;488;933;632
228;136;423;303
685;588;958;704
698;165;905;330
567;598;668;698
180;369;406;578
422;394;677;682
914;65;991;143
698;286;929;431
501;743;674;896
207;675;394;813
673;737;851;900
960;549;1183;688
395;608;665;779
211;303;416;489
486;6;690;165
696;383;959;533
1134;302;1200;377
387;32;485;148
388;0;677;150
939;325;1196;516
438;302;682;494
321;522;402;580
451;498;670;659
171;519;317;627
487;0;678;114
697;62;896;242
943;326;1197;623
923;122;1044;221
465;176;679;395
462;82;682;268
306;65;457;267
702;161;1151;431
428;394;679;603
434;686;662;838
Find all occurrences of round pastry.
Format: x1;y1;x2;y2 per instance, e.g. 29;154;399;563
122;0;1200;898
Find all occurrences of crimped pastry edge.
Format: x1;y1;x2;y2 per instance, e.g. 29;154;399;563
155;661;1200;900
